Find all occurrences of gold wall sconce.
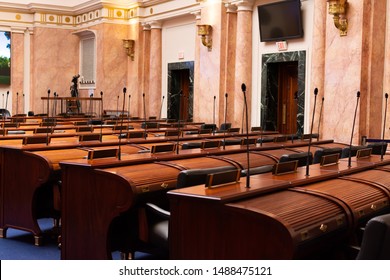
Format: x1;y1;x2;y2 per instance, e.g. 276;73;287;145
197;24;212;51
327;0;348;36
122;39;135;60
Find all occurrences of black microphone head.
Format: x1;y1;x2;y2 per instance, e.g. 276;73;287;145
314;88;318;95
322;97;324;101
357;91;360;98
214;96;216;100
386;93;388;99
100;91;103;96
143;93;145;97
6;91;9;95
123;87;127;93
16;92;19;95
225;93;228;98
48;89;50;95
241;83;246;92
162;96;165;99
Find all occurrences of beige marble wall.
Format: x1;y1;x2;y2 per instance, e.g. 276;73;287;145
321;0;387;144
142;27;151;119
88;23;128;114
11;32;24;115
30;27;79;115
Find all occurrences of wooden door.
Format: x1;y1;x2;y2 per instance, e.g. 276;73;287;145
277;62;298;134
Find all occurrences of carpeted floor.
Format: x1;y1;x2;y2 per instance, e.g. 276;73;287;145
0;218;158;260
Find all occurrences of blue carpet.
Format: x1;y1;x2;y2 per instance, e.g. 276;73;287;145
0;218;160;260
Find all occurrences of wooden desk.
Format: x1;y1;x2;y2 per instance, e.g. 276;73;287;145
168;155;390;259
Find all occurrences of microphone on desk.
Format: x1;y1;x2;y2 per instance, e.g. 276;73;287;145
317;96;324;142
242;83;250;188
16;92;19;116
159;95;165;120
46;89;51;146
22;93;25;115
5;91;9;117
142;93;147;139
99;91;104;142
381;93;388;160
213;96;216;135
348;91;360;167
306;88;318;177
118;87;127;160
127;94;131;134
176;90;183;154
223;93;228;150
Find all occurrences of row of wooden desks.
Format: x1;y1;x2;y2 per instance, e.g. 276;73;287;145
168;156;390;259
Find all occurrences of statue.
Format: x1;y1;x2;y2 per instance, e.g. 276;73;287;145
68;74;80;114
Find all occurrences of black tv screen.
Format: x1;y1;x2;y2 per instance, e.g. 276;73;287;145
258;0;303;42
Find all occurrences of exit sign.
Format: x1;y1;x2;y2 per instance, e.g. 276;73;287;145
276;41;288;51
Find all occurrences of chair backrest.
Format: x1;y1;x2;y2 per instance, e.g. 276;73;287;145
313;148;342;164
141;122;159;129
79;134;102;142
357;214;390;260
76;126;93;132
23;135;50;145
241;164;274;176
279;152;313;167
366;142;388;155
219;123;232;131
176;166;238;188
201;123;217;131
34;127;53;134
228;127;240;133
165;130;181;137
199;128;213;134
341;145;366;158
181;142;201;149
251;126;262;132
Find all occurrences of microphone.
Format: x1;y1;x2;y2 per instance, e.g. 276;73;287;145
118;87;127;160
348;91;361;167
223;93;228;150
213;96;216;135
127;94;131;134
306;88;318;176
5;91;9;115
116;95;119;116
176;90;183;154
142;93;147;139
381;93;388;160
242;83;250;188
16;92;19;116
46;89;51;146
317;97;324;142
99;91;104;142
159;96;165;120
22;93;25;115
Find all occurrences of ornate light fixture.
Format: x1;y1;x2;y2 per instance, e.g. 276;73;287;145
197;24;212;51
327;0;348;36
122;39;135;60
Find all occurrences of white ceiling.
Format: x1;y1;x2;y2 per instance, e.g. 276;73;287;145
0;0;135;7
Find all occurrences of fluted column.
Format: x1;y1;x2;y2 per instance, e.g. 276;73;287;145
233;0;253;132
148;20;162;119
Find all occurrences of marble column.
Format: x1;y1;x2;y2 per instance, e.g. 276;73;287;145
142;23;151;119
223;3;237;125
10;29;25;116
233;0;253;132
148;21;162;119
192;10;202;123
310;0;327;139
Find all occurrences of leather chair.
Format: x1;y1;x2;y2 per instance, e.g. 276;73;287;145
181;142;201;149
341;145;366;158
357;214;390;259
279;152;313;167
141;122;159;129
144;165;239;257
201;123;217;132
366;142;388;155
241;164;274;176
313;147;342;164
219;123;232;132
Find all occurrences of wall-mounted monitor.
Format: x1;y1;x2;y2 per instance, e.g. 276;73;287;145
258;0;304;42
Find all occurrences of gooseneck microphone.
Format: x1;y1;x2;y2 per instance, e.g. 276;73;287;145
16;92;19;116
317;97;324;142
223;93;228;150
127;94;131;134
381;93;388;160
159;96;165;120
46;89;51;146
118;87;127;160
213;96;216;135
242;83;250;188
5;91;9;117
142;93;147;139
306;88;318;177
100;91;104;142
348;91;360;167
176;90;183;154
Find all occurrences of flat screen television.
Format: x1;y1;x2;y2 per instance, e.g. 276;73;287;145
258;0;303;42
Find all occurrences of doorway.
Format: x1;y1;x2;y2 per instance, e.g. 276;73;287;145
167;61;194;122
261;51;306;135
